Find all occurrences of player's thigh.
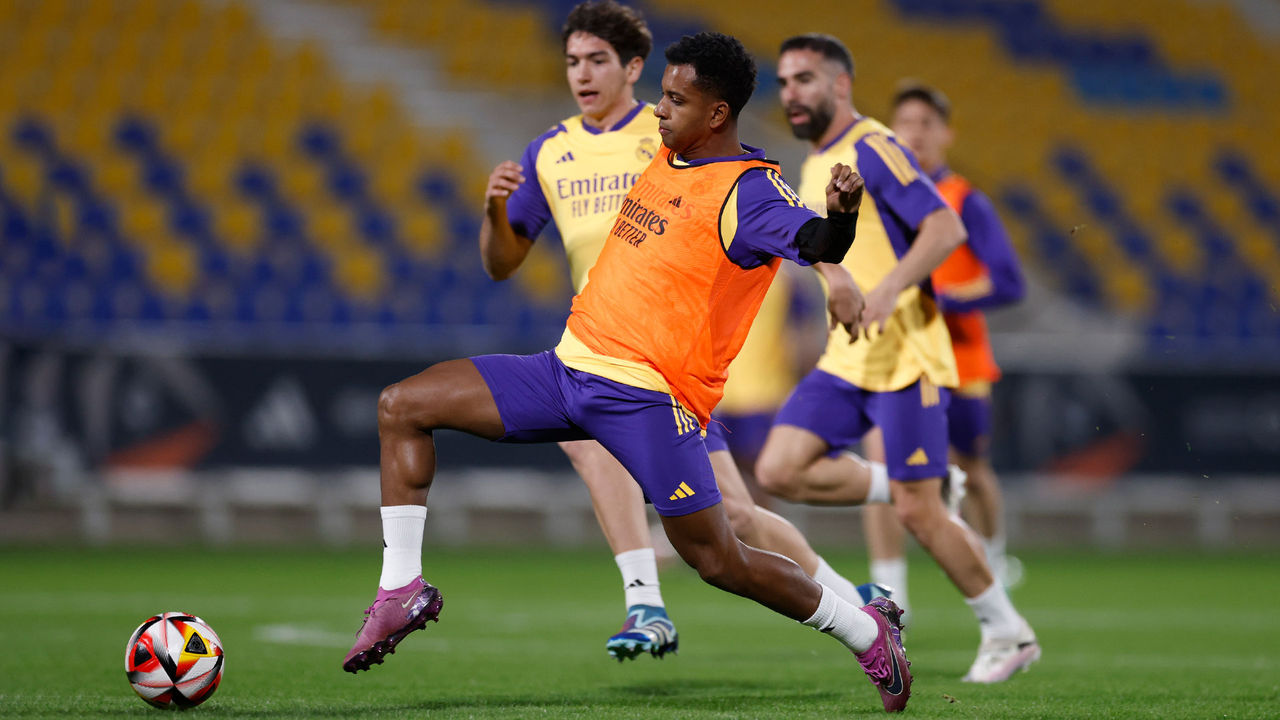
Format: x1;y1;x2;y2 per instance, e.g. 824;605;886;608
761;369;873;472
867;380;950;482
756;424;831;478
381;358;505;439
709;448;756;527
469;351;588;443
861;426;886;463
658;502;743;573
558;439;634;485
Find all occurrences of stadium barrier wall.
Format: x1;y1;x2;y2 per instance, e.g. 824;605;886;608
2;467;1279;549
3;342;1278;475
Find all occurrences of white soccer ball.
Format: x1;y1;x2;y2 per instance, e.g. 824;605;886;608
124;612;225;709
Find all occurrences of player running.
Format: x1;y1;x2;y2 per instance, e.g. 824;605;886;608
479;1;880;662
859;82;1028;611
755;33;1040;683
346;32;913;713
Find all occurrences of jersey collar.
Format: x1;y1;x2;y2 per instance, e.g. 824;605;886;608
671;143;767;167
815;115;864;154
580;100;646;135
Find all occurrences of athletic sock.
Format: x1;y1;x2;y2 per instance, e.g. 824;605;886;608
801;584;880;653
865;460;891;504
813;555;866;606
965;581;1023;642
615;548;664;609
870;557;910;619
379;505;427;590
982;532;1008;581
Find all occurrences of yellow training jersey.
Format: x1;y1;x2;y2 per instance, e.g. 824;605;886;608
718;271;797;415
506;102;661;292
797;116;959;392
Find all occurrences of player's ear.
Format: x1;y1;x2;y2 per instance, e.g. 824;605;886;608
624;56;644;85
708;100;730;130
833;71;853;101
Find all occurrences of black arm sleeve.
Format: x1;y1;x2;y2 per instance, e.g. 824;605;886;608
795;211;858;264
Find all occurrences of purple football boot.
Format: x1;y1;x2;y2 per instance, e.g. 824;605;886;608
854;597;912;713
343;576;443;673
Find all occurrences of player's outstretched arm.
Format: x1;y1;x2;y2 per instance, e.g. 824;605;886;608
479;160;534;281
859;205;966;337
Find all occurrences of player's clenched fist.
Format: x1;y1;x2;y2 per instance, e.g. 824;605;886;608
485;161;525;207
824;163;864;215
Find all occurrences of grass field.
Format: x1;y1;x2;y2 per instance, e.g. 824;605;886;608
1;545;1277;719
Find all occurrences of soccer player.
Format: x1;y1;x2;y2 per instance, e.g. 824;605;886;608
348;31;913;713
860;82;1027;606
755;33;1040;683
480;1;878;661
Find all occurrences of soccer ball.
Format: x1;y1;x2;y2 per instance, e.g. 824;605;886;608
124;612;225;709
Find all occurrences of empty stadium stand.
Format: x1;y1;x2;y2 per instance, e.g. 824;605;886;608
1;0;1276;359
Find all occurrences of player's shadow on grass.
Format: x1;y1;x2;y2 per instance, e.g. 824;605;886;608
598;678;845;713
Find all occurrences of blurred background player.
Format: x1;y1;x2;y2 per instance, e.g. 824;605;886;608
479;1;876;661
756;33;1039;683
860;82;1028;607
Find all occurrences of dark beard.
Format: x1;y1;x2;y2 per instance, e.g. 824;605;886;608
788;102;834;141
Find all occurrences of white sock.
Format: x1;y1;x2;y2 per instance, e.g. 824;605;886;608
982;532;1007;579
965;581;1023;642
813;556;866;606
801;584;880;653
865;460;891;504
615;548;664;608
869;557;909;618
379;505;427;590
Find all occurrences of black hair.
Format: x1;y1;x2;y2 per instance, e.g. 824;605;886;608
892;81;952;123
778;33;855;80
663;32;757;118
561;0;652;64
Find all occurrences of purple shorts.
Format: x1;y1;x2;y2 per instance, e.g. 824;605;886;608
706;411;774;462
471;351;721;517
948;393;992;458
773;369;951;481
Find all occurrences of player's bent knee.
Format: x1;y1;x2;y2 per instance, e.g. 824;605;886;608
671;537;744;592
895;498;943;542
723;499;756;540
754;457;799;499
377;382;407;428
689;550;738;591
378;379;433;431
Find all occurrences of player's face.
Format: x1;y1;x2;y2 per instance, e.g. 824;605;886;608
565;32;632;120
653;64;721;153
890;98;952;173
777;49;841;142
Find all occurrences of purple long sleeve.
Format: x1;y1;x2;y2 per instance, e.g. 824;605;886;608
939;188;1025;313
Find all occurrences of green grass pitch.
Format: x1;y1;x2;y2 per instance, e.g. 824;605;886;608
1;545;1277;718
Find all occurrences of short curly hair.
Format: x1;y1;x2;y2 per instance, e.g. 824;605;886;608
561;1;652;65
663;32;757;119
779;33;855;81
892;81;951;123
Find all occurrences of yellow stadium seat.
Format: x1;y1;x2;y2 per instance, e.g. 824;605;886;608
148;242;198;295
333;246;384;299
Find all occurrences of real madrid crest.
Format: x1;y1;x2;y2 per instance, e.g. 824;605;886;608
636;137;657;161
